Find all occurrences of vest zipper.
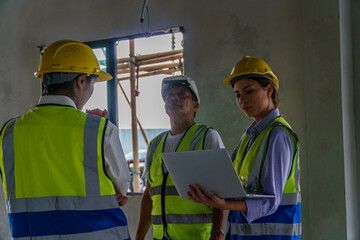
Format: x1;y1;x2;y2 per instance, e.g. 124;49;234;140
159;124;196;239
161;171;169;237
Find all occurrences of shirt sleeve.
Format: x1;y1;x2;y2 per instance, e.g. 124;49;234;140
103;121;130;196
243;127;294;223
203;129;225;150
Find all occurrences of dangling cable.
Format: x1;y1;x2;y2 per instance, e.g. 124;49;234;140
140;0;151;37
140;0;149;23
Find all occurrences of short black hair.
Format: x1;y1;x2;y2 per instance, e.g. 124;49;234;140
43;73;95;95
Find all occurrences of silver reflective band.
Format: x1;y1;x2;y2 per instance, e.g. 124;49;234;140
2;119;17;200
281;192;301;205
229;222;302;236
189;125;208;150
246;133;267;193
14;225;129;240
84;114;101;196
152;213;213;225
146;131;167;183
6;195;119;213
149;185;178;197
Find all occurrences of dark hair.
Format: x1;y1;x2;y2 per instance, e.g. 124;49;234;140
43;74;93;95
252;77;280;108
43;81;74;95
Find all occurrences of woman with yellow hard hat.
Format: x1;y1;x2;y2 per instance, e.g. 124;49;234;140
187;56;301;240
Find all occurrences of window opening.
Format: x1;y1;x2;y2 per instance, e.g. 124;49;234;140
117;31;184;193
82;28;184;193
83;48;107;111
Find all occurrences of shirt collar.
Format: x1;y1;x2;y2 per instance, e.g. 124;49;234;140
37;95;77;109
245;108;280;137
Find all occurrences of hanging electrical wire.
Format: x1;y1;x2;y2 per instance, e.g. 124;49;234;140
140;0;151;38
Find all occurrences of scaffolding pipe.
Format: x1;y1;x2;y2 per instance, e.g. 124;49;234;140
118;68;179;81
136;53;183;66
117;49;183;64
129;39;141;193
118;82;149;145
117;62;181;74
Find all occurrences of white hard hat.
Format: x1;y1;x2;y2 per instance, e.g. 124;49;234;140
161;75;200;104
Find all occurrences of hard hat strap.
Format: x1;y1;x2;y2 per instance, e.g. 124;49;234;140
42;73;82;86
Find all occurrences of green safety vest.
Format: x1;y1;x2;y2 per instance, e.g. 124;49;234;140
147;123;213;240
228;116;301;239
0;105;129;239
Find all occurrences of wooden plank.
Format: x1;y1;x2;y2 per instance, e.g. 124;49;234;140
118;68;179;81
117;62;181;74
117;49;183;64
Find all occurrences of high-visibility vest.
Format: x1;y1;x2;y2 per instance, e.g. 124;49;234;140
0;105;129;240
147;123;213;240
227;117;301;240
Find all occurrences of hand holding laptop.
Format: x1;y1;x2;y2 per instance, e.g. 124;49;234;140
187;184;228;210
161;149;274;200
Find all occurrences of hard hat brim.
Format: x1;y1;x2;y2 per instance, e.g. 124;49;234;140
224;72;278;88
96;71;113;81
35;69;113;82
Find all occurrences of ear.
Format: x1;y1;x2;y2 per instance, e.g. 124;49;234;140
193;101;200;112
266;84;274;97
75;74;87;89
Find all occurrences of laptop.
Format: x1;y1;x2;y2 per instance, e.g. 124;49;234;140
161;149;274;199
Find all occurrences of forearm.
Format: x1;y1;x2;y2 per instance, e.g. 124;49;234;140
135;184;152;240
210;208;226;240
212;207;225;230
224;199;247;212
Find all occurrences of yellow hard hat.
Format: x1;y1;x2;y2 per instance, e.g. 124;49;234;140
34;40;112;82
223;56;279;89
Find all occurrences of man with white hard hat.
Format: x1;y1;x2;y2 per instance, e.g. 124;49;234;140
135;75;226;240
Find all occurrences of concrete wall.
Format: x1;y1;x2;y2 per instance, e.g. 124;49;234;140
340;0;359;239
351;0;360;238
0;0;358;239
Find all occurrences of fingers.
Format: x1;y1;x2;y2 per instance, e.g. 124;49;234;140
117;196;128;206
194;184;210;201
102;109;109;118
187;185;202;203
187;184;217;208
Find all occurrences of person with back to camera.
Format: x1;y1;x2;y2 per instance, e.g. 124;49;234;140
187;56;301;240
0;40;130;239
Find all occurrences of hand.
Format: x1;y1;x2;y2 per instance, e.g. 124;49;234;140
115;188;128;206
86;108;108;118
187;184;227;210
102;109;109;118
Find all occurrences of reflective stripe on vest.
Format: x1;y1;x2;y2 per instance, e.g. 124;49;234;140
228;222;302;236
12;226;130;240
148;123;213;240
0;106;129;239
228;117;301;239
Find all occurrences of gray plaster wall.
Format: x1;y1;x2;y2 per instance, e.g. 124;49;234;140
353;0;360;233
0;0;358;239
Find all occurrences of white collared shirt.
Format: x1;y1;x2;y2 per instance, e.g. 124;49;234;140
38;95;130;196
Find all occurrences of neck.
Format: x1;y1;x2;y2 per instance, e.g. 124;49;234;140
50;91;81;110
254;106;275;123
170;116;195;135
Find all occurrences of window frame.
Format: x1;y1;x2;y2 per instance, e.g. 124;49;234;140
84;27;184;126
